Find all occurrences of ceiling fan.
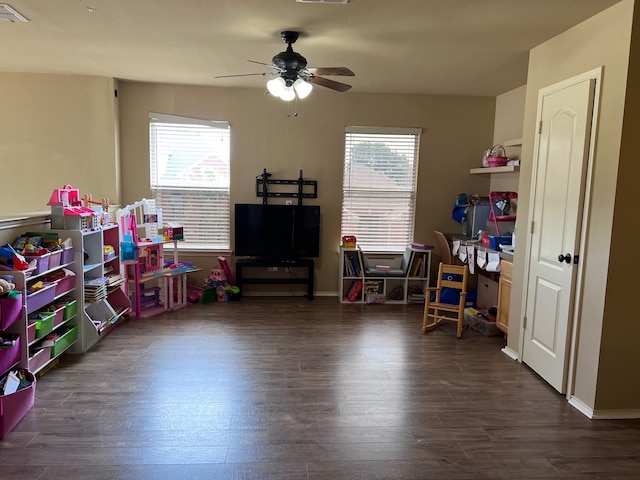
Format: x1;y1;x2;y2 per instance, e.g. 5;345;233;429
214;31;354;100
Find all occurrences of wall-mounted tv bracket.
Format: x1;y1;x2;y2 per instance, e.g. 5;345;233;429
256;169;318;205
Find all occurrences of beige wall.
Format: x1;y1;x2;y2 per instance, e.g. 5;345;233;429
117;82;496;293
0;74;119;215
596;0;640;411
511;0;635;412
491;85;526;193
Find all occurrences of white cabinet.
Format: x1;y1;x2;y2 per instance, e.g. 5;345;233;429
338;247;431;304
50;223;130;352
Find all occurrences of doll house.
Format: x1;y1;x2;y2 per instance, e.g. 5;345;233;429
47;185;100;232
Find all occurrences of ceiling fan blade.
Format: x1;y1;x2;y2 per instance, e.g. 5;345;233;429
247;59;272;67
307;67;354;77
247;59;282;71
308;75;352;92
214;72;274;79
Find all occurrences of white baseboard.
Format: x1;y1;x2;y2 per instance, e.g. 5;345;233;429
569;396;640;419
501;346;518;361
568;396;594;418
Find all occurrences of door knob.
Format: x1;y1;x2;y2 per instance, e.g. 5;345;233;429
558;253;572;263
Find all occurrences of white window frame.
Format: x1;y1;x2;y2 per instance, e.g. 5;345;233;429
341;126;422;252
149;112;230;251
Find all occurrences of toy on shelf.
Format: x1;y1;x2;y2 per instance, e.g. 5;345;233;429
83;193;110;227
48;185;101;231
341;235;357;248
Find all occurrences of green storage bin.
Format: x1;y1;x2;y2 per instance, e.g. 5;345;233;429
62;298;78;321
50;325;78;358
28;311;55;339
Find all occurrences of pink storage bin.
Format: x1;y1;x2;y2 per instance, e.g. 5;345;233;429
51;305;65;328
0;370;36;440
54;269;76;296
25;283;56;314
23;252;51;275
0;294;23;330
61;246;74;265
0;336;20;373
27;322;36;344
28;346;51;374
48;250;62;269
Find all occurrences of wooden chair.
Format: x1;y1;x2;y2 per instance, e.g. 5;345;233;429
422;262;469;338
434;230;453;265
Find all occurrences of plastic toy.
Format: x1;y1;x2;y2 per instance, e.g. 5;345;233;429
48;185;101;231
342;235;357;248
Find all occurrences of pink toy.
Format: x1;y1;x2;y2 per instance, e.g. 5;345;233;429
210;269;226;282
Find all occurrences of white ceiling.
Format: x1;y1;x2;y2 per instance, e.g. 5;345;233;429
0;0;622;97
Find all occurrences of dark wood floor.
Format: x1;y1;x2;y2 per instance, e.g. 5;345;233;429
1;297;639;479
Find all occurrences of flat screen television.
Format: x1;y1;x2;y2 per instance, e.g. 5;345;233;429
234;204;320;259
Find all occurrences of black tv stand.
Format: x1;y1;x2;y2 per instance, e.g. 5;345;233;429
235;257;314;300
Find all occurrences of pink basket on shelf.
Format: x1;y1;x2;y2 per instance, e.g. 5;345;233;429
486;145;509;167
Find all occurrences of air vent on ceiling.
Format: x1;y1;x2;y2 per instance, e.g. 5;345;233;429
0;4;28;22
296;0;348;4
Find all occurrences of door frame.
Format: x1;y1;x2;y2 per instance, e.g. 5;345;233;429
518;67;603;400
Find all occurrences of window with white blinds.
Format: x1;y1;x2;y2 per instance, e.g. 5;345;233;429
341;126;421;251
149;113;230;250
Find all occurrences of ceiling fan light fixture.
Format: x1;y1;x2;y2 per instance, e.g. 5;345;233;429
293;78;313;99
280;85;296;101
267;76;286;96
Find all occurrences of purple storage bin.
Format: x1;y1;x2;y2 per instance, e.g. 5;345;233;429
54;270;75;296
25;283;56;314
0;336;20;374
0;370;36;439
23;252;51;275
48;250;62;269
0;294;23;330
61;246;74;265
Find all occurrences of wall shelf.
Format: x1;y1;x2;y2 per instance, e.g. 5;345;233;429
470;165;520;175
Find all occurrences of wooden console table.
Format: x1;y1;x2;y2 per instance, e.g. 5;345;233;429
235;258;314;300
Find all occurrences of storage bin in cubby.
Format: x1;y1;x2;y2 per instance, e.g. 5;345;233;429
22;252;51;275
61;246;74;265
27;322;36;344
0;294;23;330
25;283;56;314
50;325;78;358
48;250;62;269
50;305;66;328
54;269;75;296
85;300;116;328
58;298;77;321
0;336;20;374
0;369;36;440
28;311;55;340
28;346;51;374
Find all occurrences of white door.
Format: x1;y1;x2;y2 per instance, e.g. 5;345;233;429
522;75;596;393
